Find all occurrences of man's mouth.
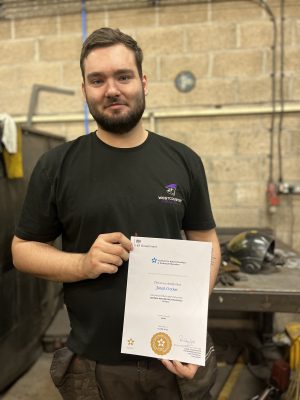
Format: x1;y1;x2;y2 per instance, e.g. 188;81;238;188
105;100;127;109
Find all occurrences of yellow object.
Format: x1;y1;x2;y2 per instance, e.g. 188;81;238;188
286;322;300;370
291;344;295;370
289;337;300;370
290;337;300;370
218;356;244;400
286;322;300;341
2;125;24;179
285;363;300;400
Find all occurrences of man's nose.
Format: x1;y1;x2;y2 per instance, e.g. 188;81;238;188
105;79;120;97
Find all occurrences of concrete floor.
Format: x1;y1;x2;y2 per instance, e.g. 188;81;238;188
0;308;273;399
0;351;266;400
0;353;60;400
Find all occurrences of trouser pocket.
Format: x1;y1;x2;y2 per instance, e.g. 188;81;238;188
50;347;102;400
176;333;217;400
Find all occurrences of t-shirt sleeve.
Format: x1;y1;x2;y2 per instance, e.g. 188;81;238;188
182;154;216;231
15;157;62;242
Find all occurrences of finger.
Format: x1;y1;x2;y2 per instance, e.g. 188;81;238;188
94;251;124;267
99;263;119;274
115;244;131;261
161;360;184;378
116;234;133;252
85;262;119;279
98;232;132;251
94;237;130;261
99;241;130;262
172;361;199;379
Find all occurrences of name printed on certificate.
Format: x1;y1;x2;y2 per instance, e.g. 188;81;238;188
121;236;212;366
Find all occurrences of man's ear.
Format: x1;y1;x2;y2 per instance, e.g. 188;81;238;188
142;74;149;96
81;82;86;100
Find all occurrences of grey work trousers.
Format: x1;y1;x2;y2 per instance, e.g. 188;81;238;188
50;335;217;400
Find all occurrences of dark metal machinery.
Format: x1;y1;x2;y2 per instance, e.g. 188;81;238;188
0;125;65;392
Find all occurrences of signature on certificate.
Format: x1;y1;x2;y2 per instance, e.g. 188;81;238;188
179;335;196;346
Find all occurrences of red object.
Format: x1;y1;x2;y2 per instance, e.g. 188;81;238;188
267;182;280;207
270;359;290;391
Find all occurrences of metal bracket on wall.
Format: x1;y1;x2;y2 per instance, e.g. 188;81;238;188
27;84;75;127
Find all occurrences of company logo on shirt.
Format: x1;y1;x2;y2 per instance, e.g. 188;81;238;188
165;183;177;196
158;183;182;205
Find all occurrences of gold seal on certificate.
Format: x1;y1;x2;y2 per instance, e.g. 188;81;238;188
151;332;172;355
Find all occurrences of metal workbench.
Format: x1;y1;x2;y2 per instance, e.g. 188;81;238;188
210;267;300;313
210;228;300;314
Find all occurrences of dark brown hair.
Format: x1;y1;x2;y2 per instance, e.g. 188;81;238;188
80;27;143;79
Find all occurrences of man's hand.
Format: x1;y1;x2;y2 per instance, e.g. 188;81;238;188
161;359;199;379
80;232;132;279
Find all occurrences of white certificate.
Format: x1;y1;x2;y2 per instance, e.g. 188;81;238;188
121;236;212;366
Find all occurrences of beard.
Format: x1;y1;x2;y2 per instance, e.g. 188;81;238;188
86;90;145;135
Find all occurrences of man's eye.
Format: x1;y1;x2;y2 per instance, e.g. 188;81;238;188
119;75;131;81
90;79;103;86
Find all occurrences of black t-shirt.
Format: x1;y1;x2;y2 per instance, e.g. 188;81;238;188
16;131;215;363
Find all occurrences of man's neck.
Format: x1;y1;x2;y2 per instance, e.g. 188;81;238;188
96;123;148;148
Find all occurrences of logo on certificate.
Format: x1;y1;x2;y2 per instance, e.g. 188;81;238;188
151;332;172;355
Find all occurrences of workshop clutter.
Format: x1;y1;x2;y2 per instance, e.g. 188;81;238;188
247;324;300;399
251;359;290;399
218;230;290;286
0;116;24;179
286;322;300;370
216;230;300;397
224;230;284;274
216;258;247;286
272;322;300;399
285;363;300;400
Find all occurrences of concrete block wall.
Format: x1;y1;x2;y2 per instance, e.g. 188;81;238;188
0;0;299;249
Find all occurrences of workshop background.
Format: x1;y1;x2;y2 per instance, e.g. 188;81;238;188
0;0;299;249
0;0;300;399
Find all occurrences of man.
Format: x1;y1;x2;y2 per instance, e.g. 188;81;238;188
12;27;221;399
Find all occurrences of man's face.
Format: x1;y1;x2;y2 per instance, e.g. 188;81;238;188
82;44;148;134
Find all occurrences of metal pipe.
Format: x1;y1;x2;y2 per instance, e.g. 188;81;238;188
13;103;300;125
26;84;75;127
